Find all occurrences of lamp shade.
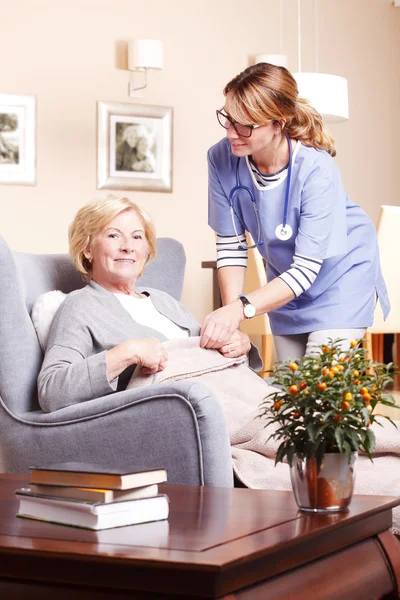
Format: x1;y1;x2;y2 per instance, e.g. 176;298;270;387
254;54;289;68
293;72;349;124
128;39;163;70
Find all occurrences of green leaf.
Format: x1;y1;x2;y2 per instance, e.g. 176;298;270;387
366;428;376;453
286;445;296;467
334;427;344;452
375;415;398;429
361;407;370;425
306;423;317;443
342;440;352;461
275;441;287;465
349;430;360;451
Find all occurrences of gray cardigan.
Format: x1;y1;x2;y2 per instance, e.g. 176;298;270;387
38;281;262;413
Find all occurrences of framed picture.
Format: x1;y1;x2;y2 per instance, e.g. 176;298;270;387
97;101;173;192
0;93;36;185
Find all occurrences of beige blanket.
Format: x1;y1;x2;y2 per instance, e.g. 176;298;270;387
128;337;400;533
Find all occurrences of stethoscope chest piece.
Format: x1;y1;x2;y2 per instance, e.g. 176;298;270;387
275;223;293;241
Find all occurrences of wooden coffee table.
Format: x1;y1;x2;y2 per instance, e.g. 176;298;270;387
1;474;400;599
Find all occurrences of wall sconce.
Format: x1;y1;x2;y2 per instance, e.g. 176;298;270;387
128;39;163;98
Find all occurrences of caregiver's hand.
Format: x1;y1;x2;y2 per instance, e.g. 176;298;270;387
219;329;251;358
200;300;243;349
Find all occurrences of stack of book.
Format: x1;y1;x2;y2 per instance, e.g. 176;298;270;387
15;462;169;530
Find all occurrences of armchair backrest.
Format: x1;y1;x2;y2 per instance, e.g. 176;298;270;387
0;236;186;414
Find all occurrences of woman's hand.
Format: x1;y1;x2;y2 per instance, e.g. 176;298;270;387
200;300;243;349
106;338;167;382
132;338;168;374
219;329;251;358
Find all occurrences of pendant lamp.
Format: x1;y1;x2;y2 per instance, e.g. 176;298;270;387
293;0;349;124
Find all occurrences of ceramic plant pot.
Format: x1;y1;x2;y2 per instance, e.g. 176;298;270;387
290;452;357;513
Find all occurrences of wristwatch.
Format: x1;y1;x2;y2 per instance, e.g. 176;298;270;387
238;295;256;319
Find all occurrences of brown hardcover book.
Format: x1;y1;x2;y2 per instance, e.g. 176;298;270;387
29;462;167;490
26;483;159;503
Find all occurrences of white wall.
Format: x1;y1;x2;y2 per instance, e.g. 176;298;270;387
0;0;399;320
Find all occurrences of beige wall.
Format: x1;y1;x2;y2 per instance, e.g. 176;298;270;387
1;0;399;321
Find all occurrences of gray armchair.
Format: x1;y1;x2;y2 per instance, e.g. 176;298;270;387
0;235;233;487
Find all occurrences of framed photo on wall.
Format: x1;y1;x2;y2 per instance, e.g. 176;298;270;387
0;93;36;185
97;101;173;192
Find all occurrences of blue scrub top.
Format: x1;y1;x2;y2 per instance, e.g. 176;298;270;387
208;137;390;335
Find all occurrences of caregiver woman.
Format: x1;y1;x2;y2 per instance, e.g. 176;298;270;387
200;62;390;361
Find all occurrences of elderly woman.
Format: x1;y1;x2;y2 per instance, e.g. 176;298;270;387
38;196;259;413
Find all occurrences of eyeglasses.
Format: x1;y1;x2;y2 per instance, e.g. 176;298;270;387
216;109;263;138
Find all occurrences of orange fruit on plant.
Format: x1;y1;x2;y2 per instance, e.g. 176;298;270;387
362;392;371;402
353;370;360;377
341;401;350;410
299;381;308;390
293;411;300;419
360;387;369;396
289;363;298;371
274;400;283;411
334;415;342;422
322;367;330;376
317;382;327;391
289;385;299;394
350;340;358;348
322;346;330;354
344;392;353;401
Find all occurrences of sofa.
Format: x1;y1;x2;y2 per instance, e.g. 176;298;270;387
0;234;233;487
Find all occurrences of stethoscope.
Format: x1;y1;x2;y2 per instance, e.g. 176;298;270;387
228;131;293;250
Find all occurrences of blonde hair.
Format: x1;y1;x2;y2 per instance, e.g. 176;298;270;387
224;63;336;157
69;196;156;280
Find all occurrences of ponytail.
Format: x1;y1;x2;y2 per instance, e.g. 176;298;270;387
286;97;336;157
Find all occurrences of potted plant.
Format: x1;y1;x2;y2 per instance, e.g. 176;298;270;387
259;338;398;513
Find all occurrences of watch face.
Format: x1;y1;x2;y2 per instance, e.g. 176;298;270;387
244;303;256;318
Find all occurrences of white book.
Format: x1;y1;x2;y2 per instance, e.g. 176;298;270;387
16;492;169;530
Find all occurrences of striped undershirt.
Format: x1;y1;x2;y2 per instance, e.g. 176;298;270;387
248;155;289;188
216;233;248;268
215;156;324;296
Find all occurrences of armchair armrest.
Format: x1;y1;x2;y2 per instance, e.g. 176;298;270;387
1;381;233;487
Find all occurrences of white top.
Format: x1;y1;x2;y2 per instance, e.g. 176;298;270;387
114;293;189;340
